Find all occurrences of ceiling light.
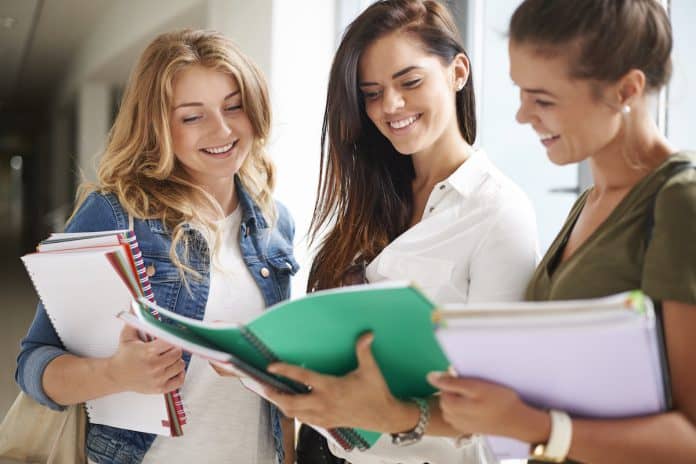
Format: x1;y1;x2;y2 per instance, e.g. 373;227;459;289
0;17;17;29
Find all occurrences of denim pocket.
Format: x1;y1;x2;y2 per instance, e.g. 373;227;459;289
267;254;300;300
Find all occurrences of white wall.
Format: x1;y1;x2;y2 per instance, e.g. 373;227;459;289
668;0;696;149
269;1;337;297
206;0;273;80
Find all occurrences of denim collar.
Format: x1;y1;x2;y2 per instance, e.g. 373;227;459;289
235;175;269;233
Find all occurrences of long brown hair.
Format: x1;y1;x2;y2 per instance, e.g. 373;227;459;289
73;29;275;277
308;0;477;291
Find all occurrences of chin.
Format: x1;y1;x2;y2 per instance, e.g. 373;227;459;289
390;140;425;156
546;150;576;167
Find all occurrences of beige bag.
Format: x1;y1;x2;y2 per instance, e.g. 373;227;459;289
0;391;87;463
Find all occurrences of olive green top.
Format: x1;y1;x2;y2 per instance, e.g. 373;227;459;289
526;152;696;304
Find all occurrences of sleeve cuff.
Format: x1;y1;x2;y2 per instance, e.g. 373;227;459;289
18;345;68;411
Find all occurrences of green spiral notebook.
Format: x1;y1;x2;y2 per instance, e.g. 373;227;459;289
118;281;449;451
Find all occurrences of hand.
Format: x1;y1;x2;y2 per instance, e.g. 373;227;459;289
263;333;417;432
107;324;186;394
427;372;548;440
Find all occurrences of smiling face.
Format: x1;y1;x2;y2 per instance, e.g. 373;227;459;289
358;31;465;156
509;41;625;166
169;64;254;185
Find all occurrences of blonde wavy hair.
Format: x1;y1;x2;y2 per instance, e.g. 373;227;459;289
74;29;276;276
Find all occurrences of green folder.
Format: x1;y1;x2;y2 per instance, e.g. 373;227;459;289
126;281;450;450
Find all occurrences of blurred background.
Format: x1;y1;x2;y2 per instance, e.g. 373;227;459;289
0;0;694;434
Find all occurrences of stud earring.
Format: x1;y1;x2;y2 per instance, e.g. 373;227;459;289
621;105;631;115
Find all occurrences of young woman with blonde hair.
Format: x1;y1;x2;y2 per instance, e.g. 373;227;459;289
16;29;298;464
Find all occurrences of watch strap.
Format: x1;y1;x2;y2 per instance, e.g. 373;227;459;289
390;398;430;446
531;409;572;462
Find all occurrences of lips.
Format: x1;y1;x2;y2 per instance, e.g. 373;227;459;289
387;113;421;131
200;140;237;156
535;131;560;148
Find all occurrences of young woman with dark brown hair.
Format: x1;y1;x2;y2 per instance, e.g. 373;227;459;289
263;1;539;463
430;1;696;462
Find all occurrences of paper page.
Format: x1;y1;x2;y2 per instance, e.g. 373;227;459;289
87;392;172;435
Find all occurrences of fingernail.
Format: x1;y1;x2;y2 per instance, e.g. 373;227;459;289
267;365;278;374
427;371;445;382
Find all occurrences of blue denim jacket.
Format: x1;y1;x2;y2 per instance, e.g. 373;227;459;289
16;177;299;464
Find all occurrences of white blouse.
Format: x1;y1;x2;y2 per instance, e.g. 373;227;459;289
367;148;539;304
330;149;539;464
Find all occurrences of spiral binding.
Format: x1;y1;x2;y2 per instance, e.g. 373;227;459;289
329;428;354;451
124;230;187;429
338;427;370;451
239;326;280;363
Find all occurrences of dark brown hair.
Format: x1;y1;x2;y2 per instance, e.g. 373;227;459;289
308;0;476;291
509;0;672;91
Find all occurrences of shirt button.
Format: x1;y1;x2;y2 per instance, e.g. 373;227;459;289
146;265;156;277
260;267;270;278
428;206;435;213
439;184;446;190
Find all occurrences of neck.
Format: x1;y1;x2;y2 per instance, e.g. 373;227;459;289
589;111;673;196
411;129;473;190
197;175;239;217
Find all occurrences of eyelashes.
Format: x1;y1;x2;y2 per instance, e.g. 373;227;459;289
534;100;554;108
361;77;423;101
180;104;243;123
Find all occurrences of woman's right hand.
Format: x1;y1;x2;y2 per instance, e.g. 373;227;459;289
107;324;186;394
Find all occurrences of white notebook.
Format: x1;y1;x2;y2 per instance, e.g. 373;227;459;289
435;291;669;460
22;244;172;436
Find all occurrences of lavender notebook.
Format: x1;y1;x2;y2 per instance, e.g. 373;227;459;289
435;291;668;460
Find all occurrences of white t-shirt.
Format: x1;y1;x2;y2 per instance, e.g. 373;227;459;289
142;207;275;464
329;149;539;464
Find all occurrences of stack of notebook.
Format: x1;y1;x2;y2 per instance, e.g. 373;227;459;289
22;230;186;436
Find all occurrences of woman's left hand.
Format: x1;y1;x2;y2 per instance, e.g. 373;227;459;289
427;372;549;440
264;333;416;432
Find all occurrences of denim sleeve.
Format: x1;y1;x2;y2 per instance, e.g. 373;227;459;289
15;302;69;410
15;191;121;410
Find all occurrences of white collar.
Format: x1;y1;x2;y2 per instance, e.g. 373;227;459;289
442;148;490;198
